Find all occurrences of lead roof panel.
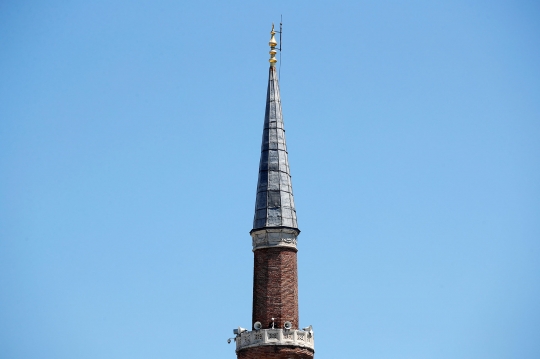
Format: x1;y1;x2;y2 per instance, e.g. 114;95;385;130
253;67;298;231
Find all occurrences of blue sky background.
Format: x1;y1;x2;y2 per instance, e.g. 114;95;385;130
1;1;539;358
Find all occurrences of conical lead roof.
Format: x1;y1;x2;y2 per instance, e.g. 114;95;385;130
253;66;298;231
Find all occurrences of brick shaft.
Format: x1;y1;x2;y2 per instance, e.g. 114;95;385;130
237;345;314;359
252;247;299;330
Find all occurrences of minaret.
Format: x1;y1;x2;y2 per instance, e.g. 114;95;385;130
233;24;315;359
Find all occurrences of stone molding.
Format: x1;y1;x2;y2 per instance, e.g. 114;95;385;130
251;228;299;251
236;329;314;352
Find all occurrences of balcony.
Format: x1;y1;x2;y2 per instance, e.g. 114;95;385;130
235;329;314;351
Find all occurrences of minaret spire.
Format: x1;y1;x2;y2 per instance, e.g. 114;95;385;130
252;25;297;238
233;24;314;359
249;20;304;338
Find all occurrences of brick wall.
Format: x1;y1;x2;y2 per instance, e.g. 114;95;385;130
237;345;314;359
252;247;299;330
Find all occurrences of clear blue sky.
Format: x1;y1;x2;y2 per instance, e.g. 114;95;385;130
1;1;539;358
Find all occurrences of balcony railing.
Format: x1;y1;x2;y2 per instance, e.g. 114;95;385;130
235;329;314;351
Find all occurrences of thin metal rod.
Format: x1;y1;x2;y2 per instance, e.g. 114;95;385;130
279;15;282;81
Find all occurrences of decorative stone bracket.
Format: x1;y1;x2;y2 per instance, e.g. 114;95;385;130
236;329;314;352
250;228;299;251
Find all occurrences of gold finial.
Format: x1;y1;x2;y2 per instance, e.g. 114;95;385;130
269;23;278;66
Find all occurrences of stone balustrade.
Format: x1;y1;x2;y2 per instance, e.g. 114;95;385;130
235;329;314;352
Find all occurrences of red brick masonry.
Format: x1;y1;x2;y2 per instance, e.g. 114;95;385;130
252;247;299;330
237;345;314;359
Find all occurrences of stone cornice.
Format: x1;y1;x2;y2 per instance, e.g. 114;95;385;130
250;228;299;251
